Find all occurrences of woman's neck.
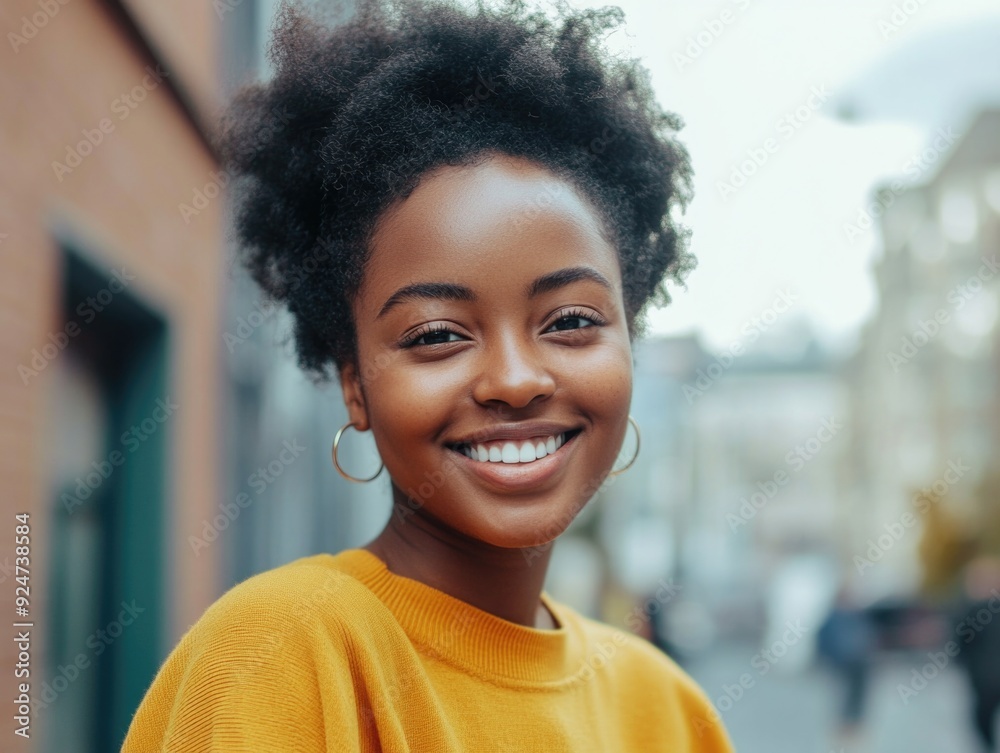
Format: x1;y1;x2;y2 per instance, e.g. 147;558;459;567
360;496;559;630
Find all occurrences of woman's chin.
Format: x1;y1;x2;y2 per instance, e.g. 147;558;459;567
466;515;569;554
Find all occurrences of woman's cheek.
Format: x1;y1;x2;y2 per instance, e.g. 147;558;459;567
559;340;632;407
368;361;468;449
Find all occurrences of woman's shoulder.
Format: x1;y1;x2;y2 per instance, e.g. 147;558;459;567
182;553;383;653
560;603;717;707
122;555;379;751
561;606;733;749
200;554;367;621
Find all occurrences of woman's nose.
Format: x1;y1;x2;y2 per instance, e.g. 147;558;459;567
471;333;556;409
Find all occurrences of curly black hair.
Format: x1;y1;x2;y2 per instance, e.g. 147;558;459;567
220;0;694;384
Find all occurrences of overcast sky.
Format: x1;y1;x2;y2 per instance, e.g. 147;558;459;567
562;0;1000;354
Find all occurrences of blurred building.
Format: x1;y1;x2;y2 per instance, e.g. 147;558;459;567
0;0;225;750
686;324;848;656
688;327;847;565
850;109;1000;597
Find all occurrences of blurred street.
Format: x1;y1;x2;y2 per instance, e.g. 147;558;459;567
687;643;983;753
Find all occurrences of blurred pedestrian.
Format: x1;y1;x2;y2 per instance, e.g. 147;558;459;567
817;584;878;749
953;556;1000;751
628;585;685;664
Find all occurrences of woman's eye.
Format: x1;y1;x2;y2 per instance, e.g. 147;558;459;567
547;314;598;332
407;328;463;347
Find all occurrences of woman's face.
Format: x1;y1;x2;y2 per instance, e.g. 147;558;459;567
341;153;633;549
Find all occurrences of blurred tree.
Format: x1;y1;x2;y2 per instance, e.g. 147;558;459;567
916;492;976;596
971;470;1000;557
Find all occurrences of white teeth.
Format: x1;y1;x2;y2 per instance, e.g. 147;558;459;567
501;443;520;463
456;432;571;464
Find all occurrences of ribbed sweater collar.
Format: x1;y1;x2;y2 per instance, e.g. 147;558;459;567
321;548;586;686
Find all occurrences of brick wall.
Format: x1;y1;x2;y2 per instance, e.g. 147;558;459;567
0;0;224;744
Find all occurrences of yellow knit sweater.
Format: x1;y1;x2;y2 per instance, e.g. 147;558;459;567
122;549;734;752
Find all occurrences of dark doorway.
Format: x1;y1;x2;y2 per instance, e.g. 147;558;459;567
45;245;168;753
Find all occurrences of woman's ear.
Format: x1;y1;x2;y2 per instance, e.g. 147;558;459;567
338;361;371;431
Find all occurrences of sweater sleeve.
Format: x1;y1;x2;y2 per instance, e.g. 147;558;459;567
121;566;364;753
603;626;737;752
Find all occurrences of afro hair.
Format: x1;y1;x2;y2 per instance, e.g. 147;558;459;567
219;0;694;384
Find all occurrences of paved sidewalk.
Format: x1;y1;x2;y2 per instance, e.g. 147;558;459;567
684;643;984;753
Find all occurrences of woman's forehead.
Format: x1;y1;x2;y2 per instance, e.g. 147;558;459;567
360;155;620;302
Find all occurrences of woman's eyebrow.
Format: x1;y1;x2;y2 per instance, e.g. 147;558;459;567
527;266;612;299
377;282;475;319
376;266;613;319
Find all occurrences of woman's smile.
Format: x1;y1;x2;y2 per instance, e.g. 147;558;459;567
448;427;581;463
444;424;585;493
443;419;584;462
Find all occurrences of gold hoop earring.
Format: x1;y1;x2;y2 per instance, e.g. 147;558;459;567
332;421;384;483
608;415;640;477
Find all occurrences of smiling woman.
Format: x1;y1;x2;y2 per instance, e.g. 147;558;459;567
344;155;635;550
121;0;733;751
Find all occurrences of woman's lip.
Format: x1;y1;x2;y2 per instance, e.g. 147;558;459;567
448;430;580;491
